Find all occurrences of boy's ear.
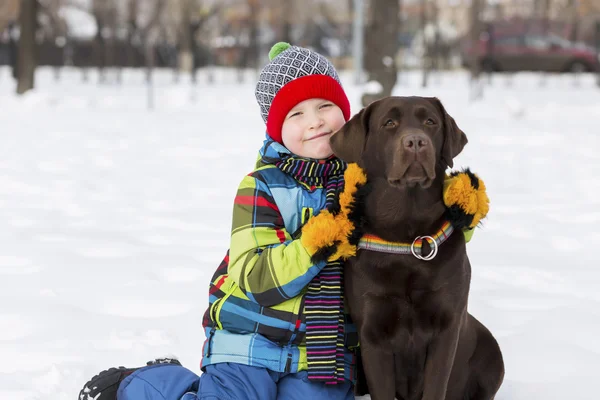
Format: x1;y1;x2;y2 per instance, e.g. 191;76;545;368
330;103;374;164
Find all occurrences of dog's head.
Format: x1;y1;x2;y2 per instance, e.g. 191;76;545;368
330;96;467;189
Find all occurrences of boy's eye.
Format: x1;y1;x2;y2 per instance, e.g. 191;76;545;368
320;103;333;109
289;111;302;118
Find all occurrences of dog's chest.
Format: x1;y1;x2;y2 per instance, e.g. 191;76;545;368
347;254;459;350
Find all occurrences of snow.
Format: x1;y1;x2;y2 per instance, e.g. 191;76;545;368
1;66;599;399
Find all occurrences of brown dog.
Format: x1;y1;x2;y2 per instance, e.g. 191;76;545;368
330;97;504;400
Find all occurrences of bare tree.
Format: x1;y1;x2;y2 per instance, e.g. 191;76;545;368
469;0;483;101
362;0;400;106
16;0;39;95
105;0;119;82
533;0;551;34
140;0;164;108
178;0;194;81
421;0;430;87
168;0;220;83
38;0;69;81
566;0;579;42
127;0;140;68
595;20;600;87
0;0;19;34
91;0;108;82
9;21;19;80
535;0;551;86
279;0;293;43
88;0;122;83
246;0;260;70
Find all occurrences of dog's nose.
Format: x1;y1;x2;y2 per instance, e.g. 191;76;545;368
402;134;429;152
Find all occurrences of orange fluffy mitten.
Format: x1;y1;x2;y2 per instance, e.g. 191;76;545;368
300;163;367;263
443;168;489;230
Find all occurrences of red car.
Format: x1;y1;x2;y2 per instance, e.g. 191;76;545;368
463;32;600;73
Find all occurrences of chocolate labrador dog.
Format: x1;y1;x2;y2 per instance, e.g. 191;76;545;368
330;97;504;400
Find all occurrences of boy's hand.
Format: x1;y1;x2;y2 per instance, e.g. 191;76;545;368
300;210;357;263
300;163;368;264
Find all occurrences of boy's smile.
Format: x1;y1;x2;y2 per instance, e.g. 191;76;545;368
304;131;333;141
281;98;346;159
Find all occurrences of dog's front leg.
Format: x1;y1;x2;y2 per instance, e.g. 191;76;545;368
360;345;396;400
421;321;461;400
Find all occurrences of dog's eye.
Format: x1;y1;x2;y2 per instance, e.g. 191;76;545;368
425;118;436;125
384;119;396;127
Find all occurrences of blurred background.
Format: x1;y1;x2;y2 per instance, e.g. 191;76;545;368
2;2;600;399
2;0;600;102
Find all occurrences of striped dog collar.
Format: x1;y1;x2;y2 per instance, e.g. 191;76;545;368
357;221;455;261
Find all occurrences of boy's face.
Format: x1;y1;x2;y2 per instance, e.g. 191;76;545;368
280;98;346;159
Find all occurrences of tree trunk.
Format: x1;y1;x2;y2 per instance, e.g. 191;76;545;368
107;0;118;83
421;0;429;88
9;21;18;80
190;22;200;84
432;1;440;74
146;43;155;108
178;0;193;80
469;0;483;101
127;0;139;67
248;0;260;70
595;21;600;87
485;22;495;83
533;0;549;33
16;0;38;95
567;0;579;42
94;19;106;83
537;0;550;86
362;0;400;106
280;0;292;43
142;0;164;108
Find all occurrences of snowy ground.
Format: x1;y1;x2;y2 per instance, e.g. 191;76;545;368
1;66;599;400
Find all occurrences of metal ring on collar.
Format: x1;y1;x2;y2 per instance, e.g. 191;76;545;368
420;235;438;260
411;236;423;260
411;236;438;261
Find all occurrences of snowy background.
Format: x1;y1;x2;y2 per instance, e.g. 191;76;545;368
1;67;599;400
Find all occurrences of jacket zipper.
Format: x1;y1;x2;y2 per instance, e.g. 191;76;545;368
206;326;216;357
206;299;221;358
291;295;305;346
284;352;293;373
284;294;306;372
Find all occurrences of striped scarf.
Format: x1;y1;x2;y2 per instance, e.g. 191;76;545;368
276;154;347;384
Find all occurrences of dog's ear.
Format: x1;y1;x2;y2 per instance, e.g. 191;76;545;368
428;97;468;169
330;103;373;164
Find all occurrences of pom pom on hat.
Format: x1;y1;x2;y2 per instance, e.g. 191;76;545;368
269;42;291;60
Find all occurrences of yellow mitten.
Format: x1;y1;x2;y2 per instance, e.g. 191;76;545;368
300;209;359;263
443;169;489;230
300;163;368;263
300;210;345;260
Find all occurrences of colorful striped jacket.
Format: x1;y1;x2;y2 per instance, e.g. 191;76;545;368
200;137;358;382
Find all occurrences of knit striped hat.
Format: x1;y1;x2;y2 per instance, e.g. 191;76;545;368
255;42;351;144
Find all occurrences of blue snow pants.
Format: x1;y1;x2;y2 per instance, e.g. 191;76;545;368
117;362;355;400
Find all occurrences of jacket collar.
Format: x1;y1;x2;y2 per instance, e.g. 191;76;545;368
255;135;290;169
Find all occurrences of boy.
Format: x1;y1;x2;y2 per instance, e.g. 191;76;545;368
79;42;359;400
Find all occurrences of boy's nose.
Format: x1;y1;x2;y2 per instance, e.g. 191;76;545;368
309;115;325;129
